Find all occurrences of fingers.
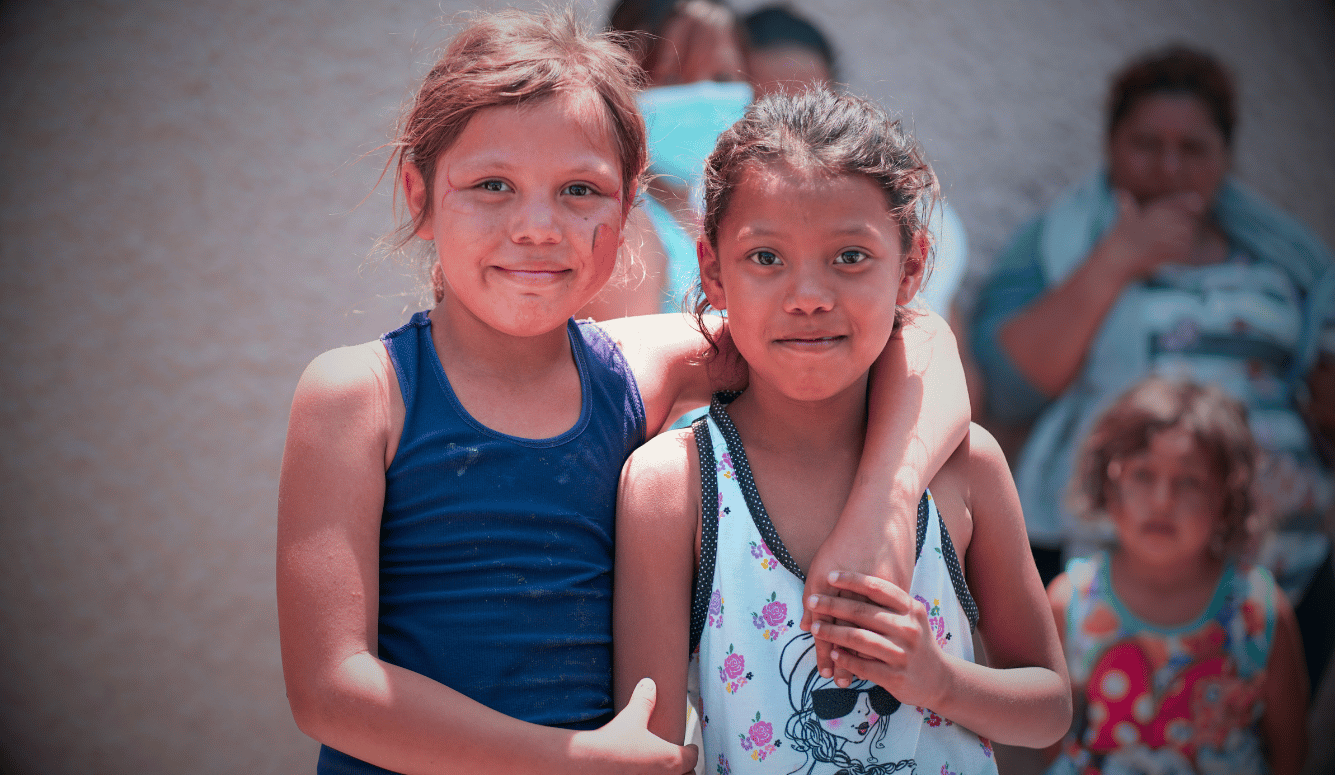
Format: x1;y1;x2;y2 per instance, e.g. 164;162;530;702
1158;190;1206;215
810;618;901;666
822;570;912;612
679;743;699;774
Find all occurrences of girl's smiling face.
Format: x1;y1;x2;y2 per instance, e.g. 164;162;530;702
408;89;626;338
700;163;922;403
1107;425;1226;567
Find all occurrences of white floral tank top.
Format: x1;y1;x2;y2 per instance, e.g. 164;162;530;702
687;393;998;775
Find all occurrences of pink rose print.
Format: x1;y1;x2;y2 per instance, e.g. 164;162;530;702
717;644;751;694
748;720;773;746
751;592;792;641
739;711;781;761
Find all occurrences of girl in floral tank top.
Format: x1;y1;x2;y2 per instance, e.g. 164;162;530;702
1045;377;1309;775
613;87;1071;775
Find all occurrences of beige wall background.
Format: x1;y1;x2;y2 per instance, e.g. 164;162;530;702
1;0;1330;772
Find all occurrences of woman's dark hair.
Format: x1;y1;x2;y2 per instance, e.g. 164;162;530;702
690;87;937;355
1071;376;1257;557
1107;45;1237;145
743;4;837;79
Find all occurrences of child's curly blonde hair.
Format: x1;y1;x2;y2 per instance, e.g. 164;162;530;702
1070;376;1258;557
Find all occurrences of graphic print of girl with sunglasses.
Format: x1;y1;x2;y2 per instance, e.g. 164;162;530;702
780;634;910;774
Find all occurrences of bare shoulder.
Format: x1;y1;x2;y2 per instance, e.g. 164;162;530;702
927;423;1013;552
288;340;403;468
619;426;699;524
297;341;395;403
962;422;1010;481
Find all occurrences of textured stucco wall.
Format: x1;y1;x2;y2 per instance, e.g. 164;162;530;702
0;1;1330;772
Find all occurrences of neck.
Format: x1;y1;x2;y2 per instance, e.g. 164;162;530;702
428;298;572;382
1111;547;1224;595
724;374;869;459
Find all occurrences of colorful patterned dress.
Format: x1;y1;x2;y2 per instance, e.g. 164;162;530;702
1048;552;1279;775
687;393;998;775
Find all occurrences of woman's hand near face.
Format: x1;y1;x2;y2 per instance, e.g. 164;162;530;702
1096;189;1208;283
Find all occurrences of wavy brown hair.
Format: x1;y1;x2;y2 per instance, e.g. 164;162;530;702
385;8;648;257
690;86;938;359
1071;376;1257;557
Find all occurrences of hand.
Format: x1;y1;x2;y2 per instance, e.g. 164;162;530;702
807;571;949;711
1098;189;1206;282
800;520;914;687
572;678;698;775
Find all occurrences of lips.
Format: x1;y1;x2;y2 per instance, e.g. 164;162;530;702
855;721;870;735
774;333;846;347
494;266;570;286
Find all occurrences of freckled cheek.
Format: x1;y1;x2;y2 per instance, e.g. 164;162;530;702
867;713;879;726
825;718;842;730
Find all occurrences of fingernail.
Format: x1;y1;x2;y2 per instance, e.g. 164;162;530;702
810;621;821;634
831;649;840;661
819;667;832;678
807;595;820;608
828;571;840;584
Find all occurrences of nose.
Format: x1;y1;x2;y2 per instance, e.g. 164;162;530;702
1149;476;1174;512
1156;146;1185;185
853;692;873;717
512;195;562;246
783;262;835;315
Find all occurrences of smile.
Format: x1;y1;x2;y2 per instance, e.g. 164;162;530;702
855;722;870;735
495;267;570;286
774;335;845;348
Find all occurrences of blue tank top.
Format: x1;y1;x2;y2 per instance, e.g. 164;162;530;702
317;312;646;774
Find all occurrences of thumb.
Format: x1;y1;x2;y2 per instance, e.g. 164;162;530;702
622;677;658;727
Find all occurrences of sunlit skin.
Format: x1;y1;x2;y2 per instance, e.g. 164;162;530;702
1108;93;1230;209
1106;425;1227;584
406;89;627;342
700;163;921;407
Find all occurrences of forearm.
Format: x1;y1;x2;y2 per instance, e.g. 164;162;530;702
929;655;1071;748
289;652;590;775
997;242;1129;397
838;312;968;580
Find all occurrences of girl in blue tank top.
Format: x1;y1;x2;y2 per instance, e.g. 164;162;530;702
276;10;972;774
614;88;1072;774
